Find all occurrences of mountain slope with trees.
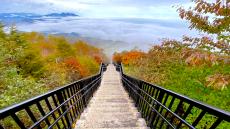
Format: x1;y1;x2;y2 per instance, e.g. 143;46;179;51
0;25;107;109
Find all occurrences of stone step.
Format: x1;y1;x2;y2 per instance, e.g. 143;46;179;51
88;103;135;107
85;107;138;113
76;119;144;128
81;114;141;121
91;98;131;101
77;127;150;129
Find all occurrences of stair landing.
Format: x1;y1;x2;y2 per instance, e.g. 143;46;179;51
75;64;148;129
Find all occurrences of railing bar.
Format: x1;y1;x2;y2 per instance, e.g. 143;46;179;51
163;94;169;106
122;78;179;129
147;86;154;118
0;65;104;129
176;104;193;129
0;71;101;119
123;77;195;128
209;118;223;129
143;85;151;118
124;73;230;121
146;86;156;122
25;107;42;129
51;95;67;129
66;88;74;122
123;77;184;121
29;76;101;129
136;82;142;111
155;89;160;100
151;91;164;127
70;86;78;118
192;110;206;127
36;102;51;126
48;77;101;129
140;83;146;114
166;100;184;129
59;90;71;127
11;113;26;129
146;87;155;122
48;105;71;129
74;86;82;115
25;107;38;123
158;96;176;128
158;94;169;129
44;98;61;129
152;92;166;128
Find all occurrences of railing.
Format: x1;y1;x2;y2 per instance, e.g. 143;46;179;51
115;64;230;129
0;63;107;129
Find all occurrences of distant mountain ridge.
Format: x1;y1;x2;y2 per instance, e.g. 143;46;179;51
0;12;79;24
45;13;78;17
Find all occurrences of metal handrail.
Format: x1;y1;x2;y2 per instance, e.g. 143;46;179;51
115;63;230;129
0;63;107;129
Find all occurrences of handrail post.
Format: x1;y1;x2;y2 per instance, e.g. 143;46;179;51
56;91;71;127
80;81;87;108
148;91;165;127
135;80;142;109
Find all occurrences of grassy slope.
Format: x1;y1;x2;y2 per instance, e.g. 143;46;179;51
124;63;230;112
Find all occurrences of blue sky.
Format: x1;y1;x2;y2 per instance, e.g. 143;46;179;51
0;0;191;19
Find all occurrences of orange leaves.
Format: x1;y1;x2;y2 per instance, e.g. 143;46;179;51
113;50;145;65
205;74;230;90
93;55;102;64
64;57;89;77
112;53;122;64
122;51;145;65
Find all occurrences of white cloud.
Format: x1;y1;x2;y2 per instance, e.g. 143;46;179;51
0;0;192;18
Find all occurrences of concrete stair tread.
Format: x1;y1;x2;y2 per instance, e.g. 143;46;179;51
75;65;147;129
77;127;149;129
76;119;144;128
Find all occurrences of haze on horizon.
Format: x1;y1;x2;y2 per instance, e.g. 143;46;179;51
0;0;200;56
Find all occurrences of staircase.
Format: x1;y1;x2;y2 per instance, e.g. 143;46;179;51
75;64;148;129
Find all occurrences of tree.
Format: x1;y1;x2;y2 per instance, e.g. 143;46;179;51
177;0;230;42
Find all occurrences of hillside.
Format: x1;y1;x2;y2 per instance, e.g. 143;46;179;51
0;28;107;109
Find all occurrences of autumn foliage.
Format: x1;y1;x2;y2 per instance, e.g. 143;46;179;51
177;0;230;41
0;29;107;110
113;50;145;65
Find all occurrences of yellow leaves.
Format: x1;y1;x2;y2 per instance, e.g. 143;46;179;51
205;74;229;90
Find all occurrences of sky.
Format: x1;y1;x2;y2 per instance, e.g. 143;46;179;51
0;0;191;19
0;0;199;55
